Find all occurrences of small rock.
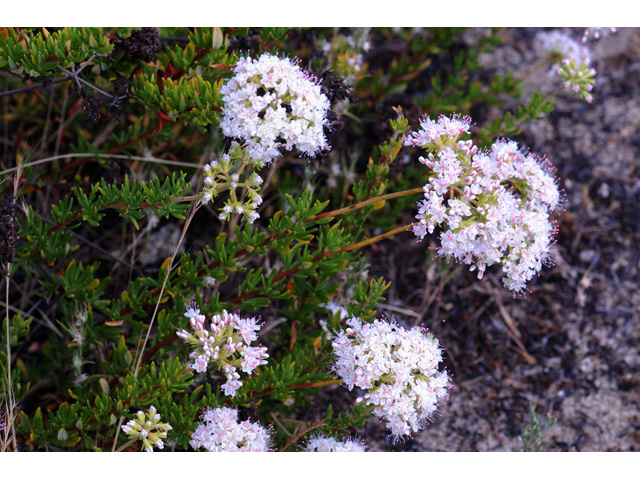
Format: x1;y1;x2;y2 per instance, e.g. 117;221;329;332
579;249;597;263
598;182;610;198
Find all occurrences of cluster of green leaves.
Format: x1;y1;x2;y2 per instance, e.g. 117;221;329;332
411;28;521;114
475;91;556;147
132;28;233;129
0;27;112;77
17;357;194;450
15;172;190;270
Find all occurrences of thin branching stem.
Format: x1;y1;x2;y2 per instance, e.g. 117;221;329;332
132;200;202;376
3;265;17;451
311;187;424;222
114;437;138;452
58;65;113;99
0;76;73;98
233;378;343;406
0;52;110;99
231;222;416;306
0;152;201;176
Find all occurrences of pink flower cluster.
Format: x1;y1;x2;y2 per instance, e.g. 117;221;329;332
190;407;272;452
404;113;472;148
332;317;450;440
177;303;269;397
405;114;561;293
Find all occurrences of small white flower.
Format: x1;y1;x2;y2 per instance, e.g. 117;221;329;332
535;30;590;64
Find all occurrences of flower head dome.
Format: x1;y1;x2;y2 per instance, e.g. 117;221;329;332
405;114;562;294
190;407;272;452
332;317;451;440
220;53;331;166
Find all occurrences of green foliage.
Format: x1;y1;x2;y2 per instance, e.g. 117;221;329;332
521;402;557;452
476;91;556;147
0;28;112;77
415;28;521;114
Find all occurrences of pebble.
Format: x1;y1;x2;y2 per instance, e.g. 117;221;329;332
579;249;597;263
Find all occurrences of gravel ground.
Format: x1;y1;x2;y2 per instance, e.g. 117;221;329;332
359;27;640;452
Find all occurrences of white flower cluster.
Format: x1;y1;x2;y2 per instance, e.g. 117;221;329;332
305;434;366;452
332;317;450;440
190;407;272;452
535;30;590;63
177;303;269;397
121;405;172;452
220;53;331;166
405;114;561;293
581;27;616;43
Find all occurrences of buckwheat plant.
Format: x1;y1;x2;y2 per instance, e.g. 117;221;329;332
177;303;269;397
190;407;272;452
332;317;451;440
219;52;331;166
121;406;172;452
304;434;367;452
405;114;561;294
1;27;602;454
